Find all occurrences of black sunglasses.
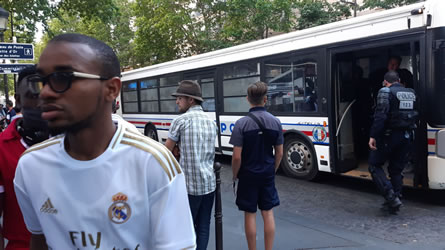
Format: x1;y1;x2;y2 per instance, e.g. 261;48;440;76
27;71;111;94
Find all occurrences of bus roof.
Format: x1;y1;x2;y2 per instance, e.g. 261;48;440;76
122;0;441;82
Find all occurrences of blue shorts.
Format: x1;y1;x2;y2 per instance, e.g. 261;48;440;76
236;176;280;213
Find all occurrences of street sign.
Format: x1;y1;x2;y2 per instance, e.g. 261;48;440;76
0;64;34;74
0;43;34;60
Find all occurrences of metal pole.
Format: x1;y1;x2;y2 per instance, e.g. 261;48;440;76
0;32;8;103
214;162;223;250
10;11;15;94
354;0;357;17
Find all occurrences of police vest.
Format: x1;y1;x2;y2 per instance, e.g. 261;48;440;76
388;83;418;129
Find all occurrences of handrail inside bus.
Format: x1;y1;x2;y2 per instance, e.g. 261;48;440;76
336;99;357;137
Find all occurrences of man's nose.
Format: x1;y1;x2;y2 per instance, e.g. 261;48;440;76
39;82;57;100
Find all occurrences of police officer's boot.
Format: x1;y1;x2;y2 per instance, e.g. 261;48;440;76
384;189;402;214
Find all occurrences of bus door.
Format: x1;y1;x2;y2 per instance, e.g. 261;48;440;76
329;36;427;183
330;53;358;173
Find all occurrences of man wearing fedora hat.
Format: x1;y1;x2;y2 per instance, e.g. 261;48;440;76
166;80;218;250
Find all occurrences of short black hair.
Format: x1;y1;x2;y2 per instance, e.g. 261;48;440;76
384;71;400;83
17;65;37;85
6;100;13;107
49;33;120;79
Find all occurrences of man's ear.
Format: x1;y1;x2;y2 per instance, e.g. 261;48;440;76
188;97;195;105
104;77;122;102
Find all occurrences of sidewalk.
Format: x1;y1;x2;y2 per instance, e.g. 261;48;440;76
206;166;442;250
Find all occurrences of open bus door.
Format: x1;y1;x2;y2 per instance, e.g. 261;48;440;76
330;53;358;173
328;37;428;186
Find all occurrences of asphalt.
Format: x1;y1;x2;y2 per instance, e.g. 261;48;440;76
206;164;445;250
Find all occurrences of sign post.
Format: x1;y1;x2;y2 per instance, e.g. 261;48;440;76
0;64;34;74
0;42;34;103
0;42;34;60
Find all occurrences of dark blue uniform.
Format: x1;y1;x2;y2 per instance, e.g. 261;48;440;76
369;83;418;206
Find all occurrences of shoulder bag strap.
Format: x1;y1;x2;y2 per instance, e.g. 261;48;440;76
247;112;265;134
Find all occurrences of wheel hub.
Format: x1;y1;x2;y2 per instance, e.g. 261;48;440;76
290;151;301;164
286;142;310;171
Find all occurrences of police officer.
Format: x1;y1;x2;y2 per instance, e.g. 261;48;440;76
368;70;418;214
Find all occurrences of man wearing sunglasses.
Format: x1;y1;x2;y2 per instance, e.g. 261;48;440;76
0;65;50;250
14;33;195;249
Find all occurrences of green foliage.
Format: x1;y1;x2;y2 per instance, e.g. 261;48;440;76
0;0;116;43
221;0;298;44
40;0;135;68
0;74;17;97
295;0;351;30
361;0;420;10
133;0;186;65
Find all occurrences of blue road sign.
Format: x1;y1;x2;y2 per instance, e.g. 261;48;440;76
0;43;34;60
0;64;34;74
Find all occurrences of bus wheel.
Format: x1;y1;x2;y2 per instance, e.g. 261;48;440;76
281;135;318;180
144;125;158;141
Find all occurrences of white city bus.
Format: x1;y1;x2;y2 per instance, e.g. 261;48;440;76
119;0;445;189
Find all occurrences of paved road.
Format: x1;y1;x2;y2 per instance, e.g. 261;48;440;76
207;156;445;250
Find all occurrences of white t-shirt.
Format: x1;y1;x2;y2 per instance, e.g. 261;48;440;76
14;119;196;249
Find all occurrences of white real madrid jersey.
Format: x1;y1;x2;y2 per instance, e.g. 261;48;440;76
14;119;196;250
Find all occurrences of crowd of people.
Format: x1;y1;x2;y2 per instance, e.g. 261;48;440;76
0;32;418;250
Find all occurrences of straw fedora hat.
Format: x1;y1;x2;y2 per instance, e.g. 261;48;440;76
171;80;204;102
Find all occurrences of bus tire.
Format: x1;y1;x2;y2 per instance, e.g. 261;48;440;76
144;124;158;141
281;135;318;180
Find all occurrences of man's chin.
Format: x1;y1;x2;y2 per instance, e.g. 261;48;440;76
48;122;68;136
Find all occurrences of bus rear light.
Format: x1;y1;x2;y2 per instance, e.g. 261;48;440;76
436;130;445;158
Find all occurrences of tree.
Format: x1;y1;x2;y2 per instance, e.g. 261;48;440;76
39;0;135;69
221;0;298;44
295;0;351;30
361;0;420;10
133;0;195;66
0;0;117;43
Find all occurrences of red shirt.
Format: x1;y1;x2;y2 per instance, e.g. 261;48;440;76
0;118;30;249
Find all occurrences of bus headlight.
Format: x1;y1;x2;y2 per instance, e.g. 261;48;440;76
437;130;445;158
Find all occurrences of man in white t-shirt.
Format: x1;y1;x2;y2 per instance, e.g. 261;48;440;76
14;33;195;249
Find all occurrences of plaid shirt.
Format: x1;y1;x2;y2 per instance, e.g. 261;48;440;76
168;105;217;195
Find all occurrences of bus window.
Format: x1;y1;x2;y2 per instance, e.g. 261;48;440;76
223;62;260;112
122;81;138;113
159;75;180;113
265;56;318;113
140;79;159;112
201;78;215;111
160;75;180;86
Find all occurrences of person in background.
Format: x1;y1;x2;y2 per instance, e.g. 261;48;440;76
0;65;50;250
165;80;218;250
230;81;284;250
5;101;16;125
368;71;418;214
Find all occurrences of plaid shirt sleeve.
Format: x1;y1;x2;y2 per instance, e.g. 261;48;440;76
168;117;182;142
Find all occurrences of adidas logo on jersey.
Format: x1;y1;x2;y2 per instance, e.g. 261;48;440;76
40;198;58;214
